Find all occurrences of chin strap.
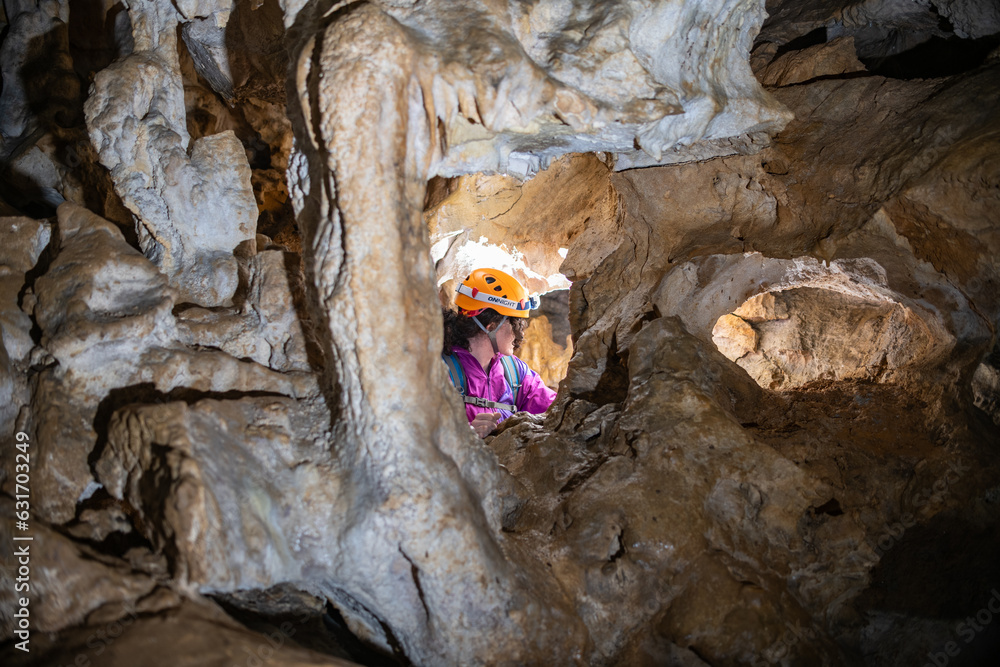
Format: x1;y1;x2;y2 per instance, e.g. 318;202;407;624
472;315;507;356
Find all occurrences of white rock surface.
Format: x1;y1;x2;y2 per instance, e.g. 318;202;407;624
176;249;320;372
0;216;50;434
287;0;791;180
84;0;257;306
25;203;318;523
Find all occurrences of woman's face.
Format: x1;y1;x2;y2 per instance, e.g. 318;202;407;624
494;319;516;357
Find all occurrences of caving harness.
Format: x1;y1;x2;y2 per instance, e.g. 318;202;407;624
443;353;524;413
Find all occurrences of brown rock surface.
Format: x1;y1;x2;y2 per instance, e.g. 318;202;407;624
757;36;866;86
3;596;360;667
428;153;618;298
519;313;573;390
718;287;939;390
712;313;758;361
0;498;160;637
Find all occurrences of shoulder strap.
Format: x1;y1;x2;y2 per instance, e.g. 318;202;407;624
499;355;524;409
443;354;467;395
443;353;517;412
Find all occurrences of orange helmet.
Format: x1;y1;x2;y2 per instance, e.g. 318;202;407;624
455;268;539;318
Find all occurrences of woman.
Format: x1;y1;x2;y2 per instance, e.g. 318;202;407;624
442;268;557;438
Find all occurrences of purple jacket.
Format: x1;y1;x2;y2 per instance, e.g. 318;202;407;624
449;347;556;424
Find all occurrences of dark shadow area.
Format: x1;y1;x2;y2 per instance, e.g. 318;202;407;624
423;174;460;210
773;26;828;58
861;517;1000;618
0;128;62;219
540;289;572;347
67;0;128;83
863;33;1000;79
577;333;630;405
856;516;1000;665
275;249;328;374
321;601;410;667
1;4;135;237
812;497;844;517
211;585;359;663
62;485;157;557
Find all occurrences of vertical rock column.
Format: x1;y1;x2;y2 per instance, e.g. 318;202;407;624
286;4;585;665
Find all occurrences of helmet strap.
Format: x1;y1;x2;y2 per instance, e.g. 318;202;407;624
472;315;506;356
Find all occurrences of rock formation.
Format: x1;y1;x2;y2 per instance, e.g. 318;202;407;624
1;0;998;665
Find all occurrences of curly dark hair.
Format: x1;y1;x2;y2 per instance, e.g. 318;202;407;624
442;308;527;356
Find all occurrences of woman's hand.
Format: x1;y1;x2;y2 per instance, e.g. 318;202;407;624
470;412;500;438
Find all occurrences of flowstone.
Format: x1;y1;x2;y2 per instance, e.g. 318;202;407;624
84;0;257;306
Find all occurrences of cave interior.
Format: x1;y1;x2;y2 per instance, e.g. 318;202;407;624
1;0;999;665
